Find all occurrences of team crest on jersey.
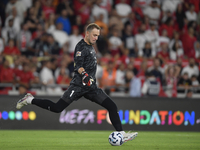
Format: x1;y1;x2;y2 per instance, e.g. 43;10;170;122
76;51;81;56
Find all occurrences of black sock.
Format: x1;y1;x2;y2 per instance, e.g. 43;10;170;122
101;97;123;131
32;98;69;113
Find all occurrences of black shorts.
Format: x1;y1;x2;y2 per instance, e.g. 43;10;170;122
61;84;108;104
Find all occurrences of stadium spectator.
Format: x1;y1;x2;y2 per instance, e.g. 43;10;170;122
108;28;124;57
194;41;200;59
177;72;193;98
30;33;48;57
54;60;69;81
175;3;186;31
156;29;170;50
99;0;112;14
32;23;44;40
40;59;62;93
55;0;74;21
73;0;92;25
92;0;108;24
185;4;197;22
5;0;26;23
191;75;199;87
46;34;60;55
3;39;20;56
125;12;139;35
15;62;35;94
131;0;144;23
162;0;181;13
100;60;117;94
17;23;32;56
0;57;14;91
169;32;184;60
12;56;22;74
148;58;164;84
137;59;148;83
32;0;43;19
145;22;159;53
115;0;132;23
126;70;141;97
108;13;124;32
1;18;18;44
5;7;20;34
56;9;71;35
143;0;161;25
181;57;199;78
95;26;109;55
122;24;135;56
29;63;40;90
156;42;170;64
48;23;69;49
73;15;84;34
41;0;55;20
139;41;154;58
181;27;197;58
56;66;71;90
24;7;39;33
161;10;173;24
135;23;147;53
141;71;160;97
45;12;56;33
61;53;74;77
68;25;83;56
116;63;126;91
95;13;109;36
159;17;175;39
164;65;180;97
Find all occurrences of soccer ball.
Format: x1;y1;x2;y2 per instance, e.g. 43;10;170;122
108;131;124;146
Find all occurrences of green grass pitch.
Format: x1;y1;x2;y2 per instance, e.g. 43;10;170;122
0;130;200;150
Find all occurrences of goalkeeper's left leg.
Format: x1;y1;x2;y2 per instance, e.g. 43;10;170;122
100;97;123;131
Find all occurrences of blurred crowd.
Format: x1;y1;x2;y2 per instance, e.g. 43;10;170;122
0;0;200;97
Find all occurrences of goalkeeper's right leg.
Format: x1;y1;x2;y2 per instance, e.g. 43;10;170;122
16;93;69;113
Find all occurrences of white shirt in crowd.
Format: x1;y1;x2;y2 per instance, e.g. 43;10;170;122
181;65;199;78
40;67;55;84
109;36;122;50
162;0;181;13
0;38;4;54
185;11;197;22
145;28;159;53
143;6;161;21
48;29;69;47
68;34;83;53
92;4;108;24
169;39;184;60
115;3;132;23
5;0;26;23
5;15;21;34
156;36;170;49
125;36;135;50
135;33;146;51
40;66;62;93
96;64;103;86
116;69;125;85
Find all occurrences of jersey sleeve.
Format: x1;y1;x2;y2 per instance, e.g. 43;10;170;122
74;48;88;72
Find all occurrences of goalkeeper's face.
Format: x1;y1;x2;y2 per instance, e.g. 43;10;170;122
86;28;100;45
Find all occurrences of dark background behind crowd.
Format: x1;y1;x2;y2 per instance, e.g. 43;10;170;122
0;0;200;98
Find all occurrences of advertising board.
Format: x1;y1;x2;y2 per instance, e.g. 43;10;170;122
0;96;199;131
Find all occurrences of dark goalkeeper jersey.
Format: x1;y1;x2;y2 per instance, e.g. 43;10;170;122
70;39;97;87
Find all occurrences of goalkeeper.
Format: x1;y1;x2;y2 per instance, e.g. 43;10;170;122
16;23;137;142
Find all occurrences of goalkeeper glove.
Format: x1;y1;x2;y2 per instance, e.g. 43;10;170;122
81;71;93;86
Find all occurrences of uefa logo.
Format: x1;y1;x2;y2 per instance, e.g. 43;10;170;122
0;111;36;121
